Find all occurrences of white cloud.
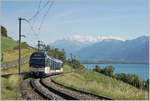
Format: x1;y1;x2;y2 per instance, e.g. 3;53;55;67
65;34;125;44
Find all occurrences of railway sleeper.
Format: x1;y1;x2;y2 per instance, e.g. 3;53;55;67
41;79;100;100
42;78;111;100
40;79;78;100
30;79;64;100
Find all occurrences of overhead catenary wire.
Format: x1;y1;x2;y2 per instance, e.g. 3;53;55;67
23;1;54;49
38;1;54;33
23;19;39;39
28;0;41;22
28;1;50;21
23;19;46;50
26;1;54;38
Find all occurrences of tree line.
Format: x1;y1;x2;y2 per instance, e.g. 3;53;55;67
45;45;66;62
93;65;149;91
45;45;84;70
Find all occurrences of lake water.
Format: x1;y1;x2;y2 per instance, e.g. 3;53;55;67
83;64;149;80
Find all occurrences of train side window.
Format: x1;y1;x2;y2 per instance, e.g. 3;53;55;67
52;61;54;70
49;59;51;68
49;59;51;66
50;59;52;66
54;62;55;70
49;59;51;67
47;59;49;66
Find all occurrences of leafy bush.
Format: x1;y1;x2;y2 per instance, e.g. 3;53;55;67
93;65;101;72
115;73;149;91
68;58;85;70
1;26;8;37
46;45;66;62
93;65;114;77
93;65;149;91
13;42;30;49
101;65;114;77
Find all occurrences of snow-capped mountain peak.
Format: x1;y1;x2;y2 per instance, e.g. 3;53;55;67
64;35;125;44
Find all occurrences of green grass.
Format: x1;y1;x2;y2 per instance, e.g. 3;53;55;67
2;48;34;63
1;63;30;100
63;63;74;73
1;75;21;100
52;69;148;100
1;36;35;63
1;36;33;99
1;63;29;75
1;36;18;52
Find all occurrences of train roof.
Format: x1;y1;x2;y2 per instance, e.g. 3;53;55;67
47;55;63;64
30;51;46;57
31;51;63;64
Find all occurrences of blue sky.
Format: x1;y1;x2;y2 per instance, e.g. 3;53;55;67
1;0;148;46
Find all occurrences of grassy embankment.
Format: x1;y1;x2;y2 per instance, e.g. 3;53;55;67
1;36;34;63
1;36;17;52
52;65;149;100
1;36;33;99
1;63;29;100
1;63;71;99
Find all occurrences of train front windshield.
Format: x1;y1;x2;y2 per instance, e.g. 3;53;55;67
30;58;45;65
30;52;46;68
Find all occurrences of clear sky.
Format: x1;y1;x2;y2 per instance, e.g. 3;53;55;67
1;0;148;46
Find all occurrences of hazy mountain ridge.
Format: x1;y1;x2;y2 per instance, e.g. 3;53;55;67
50;39;90;57
50;36;149;63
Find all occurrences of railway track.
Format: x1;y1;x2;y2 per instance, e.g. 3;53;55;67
30;78;78;100
42;77;112;100
29;76;112;100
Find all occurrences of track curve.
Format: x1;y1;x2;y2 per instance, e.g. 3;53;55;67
30;79;64;100
29;72;112;100
30;78;79;100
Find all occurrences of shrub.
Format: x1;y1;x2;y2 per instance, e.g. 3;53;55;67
93;65;149;91
115;73;149;91
1;26;8;37
115;73;127;82
99;65;114;77
46;46;66;62
13;42;29;49
68;59;85;70
93;65;101;73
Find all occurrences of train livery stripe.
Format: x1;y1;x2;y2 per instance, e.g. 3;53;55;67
30;67;63;73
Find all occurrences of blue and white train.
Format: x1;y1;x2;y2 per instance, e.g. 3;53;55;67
29;51;63;76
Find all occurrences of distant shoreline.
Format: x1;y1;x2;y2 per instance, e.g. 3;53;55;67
81;61;149;64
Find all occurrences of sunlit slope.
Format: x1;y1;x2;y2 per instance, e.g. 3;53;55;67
52;69;148;100
1;36;35;63
1;36;18;52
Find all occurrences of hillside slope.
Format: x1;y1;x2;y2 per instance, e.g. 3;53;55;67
1;36;18;52
1;36;34;63
52;70;148;100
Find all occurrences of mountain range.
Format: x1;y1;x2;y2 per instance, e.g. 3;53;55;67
50;36;149;63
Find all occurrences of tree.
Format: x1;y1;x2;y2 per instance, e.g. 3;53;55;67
45;45;51;51
106;65;114;77
115;73;127;82
13;42;29;49
93;65;101;73
126;74;140;87
115;73;143;89
47;47;66;62
1;26;8;37
68;58;84;70
145;79;149;90
101;65;114;77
